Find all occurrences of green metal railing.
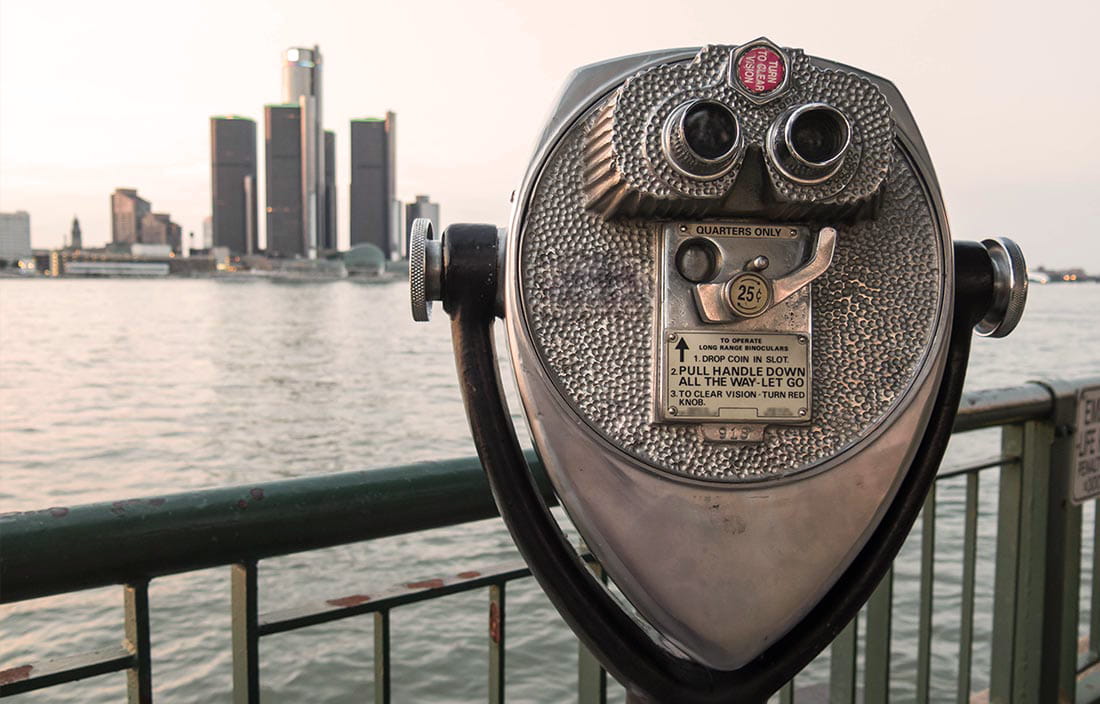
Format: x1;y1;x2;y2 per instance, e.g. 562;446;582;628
1;377;1098;703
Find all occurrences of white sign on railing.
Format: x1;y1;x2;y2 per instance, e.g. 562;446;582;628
1072;386;1100;504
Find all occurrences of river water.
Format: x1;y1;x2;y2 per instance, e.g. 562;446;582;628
1;278;1098;703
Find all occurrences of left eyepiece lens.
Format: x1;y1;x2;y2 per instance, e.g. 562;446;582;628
663;99;743;180
683;101;740;162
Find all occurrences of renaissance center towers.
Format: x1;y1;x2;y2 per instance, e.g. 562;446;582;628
264;46;335;258
209;45;415;262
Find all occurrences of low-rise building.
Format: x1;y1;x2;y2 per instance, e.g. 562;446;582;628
0;211;32;264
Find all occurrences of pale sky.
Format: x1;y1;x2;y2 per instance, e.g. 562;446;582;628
1;0;1097;270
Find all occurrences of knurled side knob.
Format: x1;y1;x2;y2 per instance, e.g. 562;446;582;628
409;218;443;322
975;237;1028;338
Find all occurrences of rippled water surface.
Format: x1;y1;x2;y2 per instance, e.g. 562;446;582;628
1;279;1098;702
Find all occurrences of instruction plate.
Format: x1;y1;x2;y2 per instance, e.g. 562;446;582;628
664;332;810;422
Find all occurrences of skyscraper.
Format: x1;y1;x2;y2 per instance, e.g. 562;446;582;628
111;189;151;245
350;112;397;259
264;104;303;256
0;211;31;263
263;46;327;258
405;195;440;258
323;130;336;252
210;116;258;255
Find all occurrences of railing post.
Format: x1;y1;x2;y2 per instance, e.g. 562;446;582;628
231;561;260;704
1036;380;1083;703
578;558;607;704
123;580;152;703
489;584;505;704
989;380;1081;704
373;610;391;704
1090;508;1100;662
828;613;857;704
778;679;795;703
917;488;936;704
956;472;979;704
864;567;893;703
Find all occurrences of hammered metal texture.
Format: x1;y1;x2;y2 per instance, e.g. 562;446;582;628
520;111;942;482
583;45;892;218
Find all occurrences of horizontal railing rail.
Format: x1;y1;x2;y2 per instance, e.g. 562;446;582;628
0;451;556;604
2;377;1098;703
0;382;1060;605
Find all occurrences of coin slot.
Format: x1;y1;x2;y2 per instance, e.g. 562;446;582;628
675;238;720;283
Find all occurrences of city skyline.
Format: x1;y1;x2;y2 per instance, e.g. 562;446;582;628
208;46;400;259
1;0;1098;269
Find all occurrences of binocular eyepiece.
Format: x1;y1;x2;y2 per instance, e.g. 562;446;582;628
664;98;853;186
664;99;744;180
410;38;1029;703
768;102;852;182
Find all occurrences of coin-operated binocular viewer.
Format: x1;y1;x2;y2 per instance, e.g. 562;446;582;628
410;39;1027;703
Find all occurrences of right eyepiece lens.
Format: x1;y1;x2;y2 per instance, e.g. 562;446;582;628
683;101;740;161
767;103;851;184
787;105;849;166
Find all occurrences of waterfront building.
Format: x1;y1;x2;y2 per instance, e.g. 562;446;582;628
263;46;328;259
202;216;213;249
138;213;182;253
391;199;404;259
167;220;182;253
140;212;163;245
62;260;170;277
405;195;440;258
285;46;326;257
350;112;397;259
0;211;32;263
32;249;51;273
129;243;174;258
343;242;386;276
111;189;151;245
69;217;82;250
210;116;258;255
323;130;336;252
265;104;303;256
